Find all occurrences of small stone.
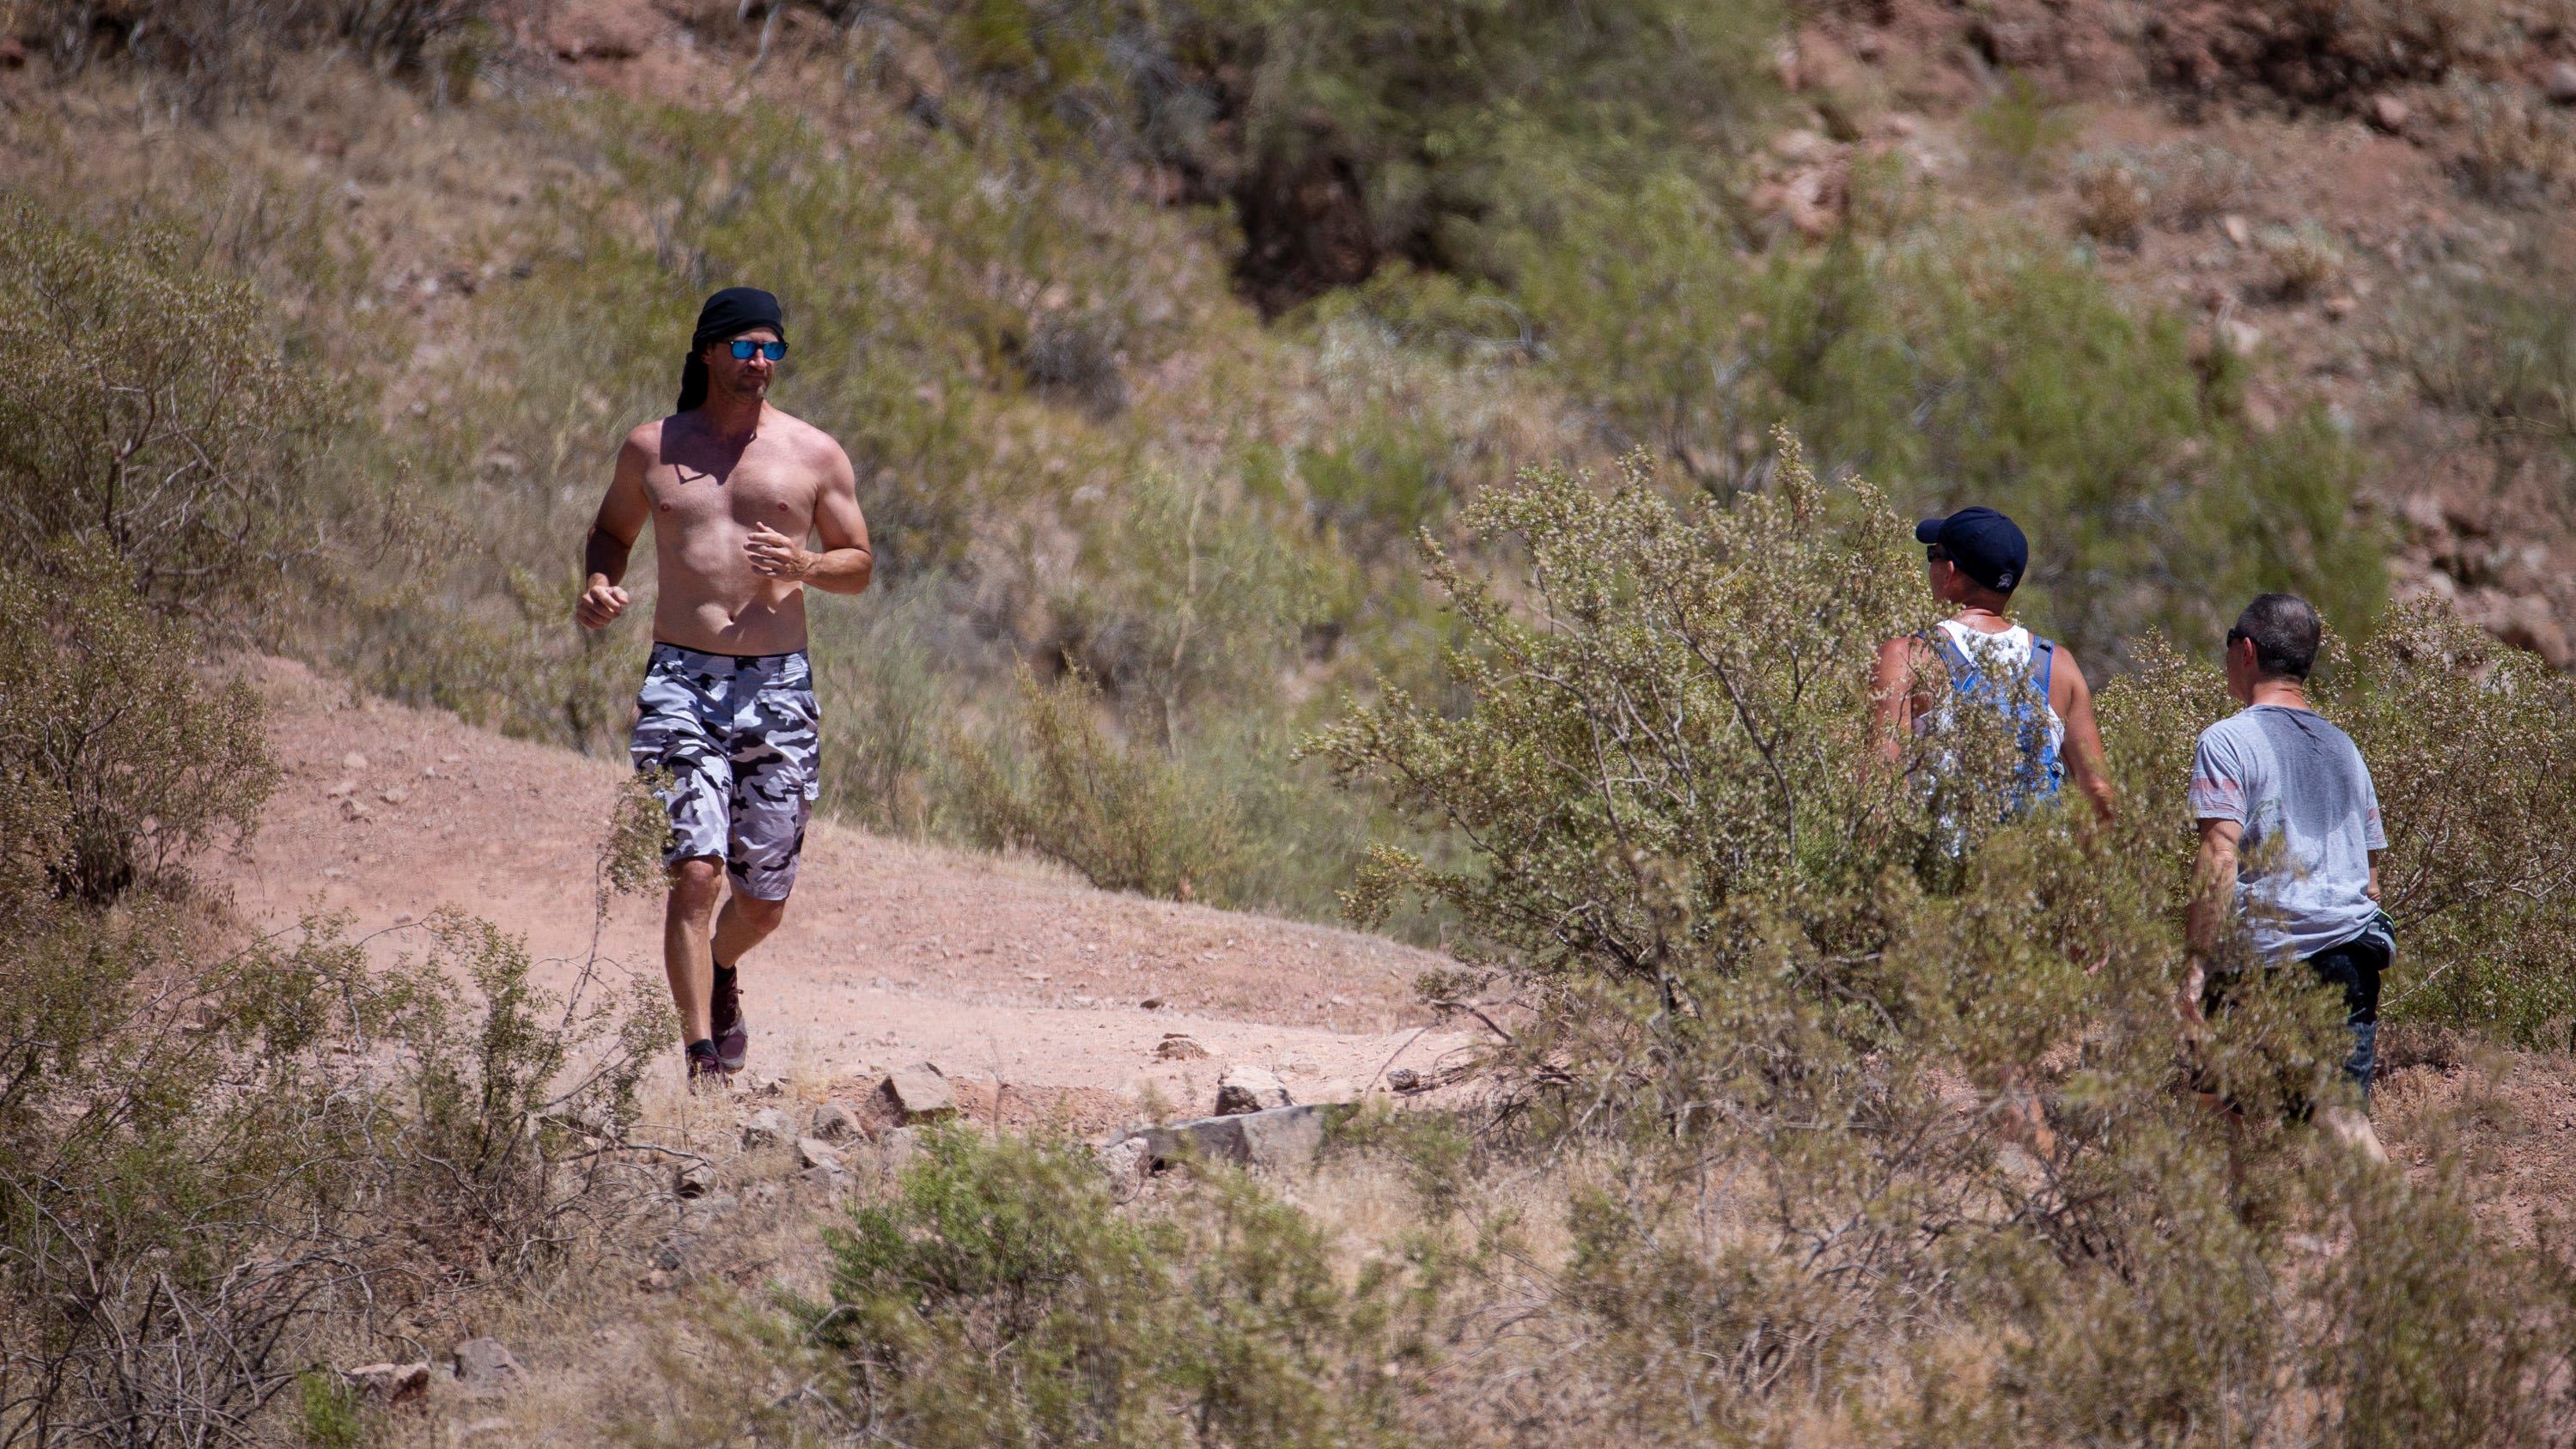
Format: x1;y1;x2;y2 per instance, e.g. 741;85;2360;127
1215;1064;1292;1116
2367;94;2410;134
326;779;358;798
342;752;369;771
809;1102;862;1142
673;1160;716;1198
1096;1136;1149;1198
653;1242;685;1271
740;1107;790;1148
377;787;410;806
2546;62;2576;107
1155;1034;1209;1061
450;1338;523;1397
2220;319;2263;356
0;36;27;69
1386;1067;1424;1093
636;1268;676;1292
2323;295;2357;320
878;1125;920;1173
2220;215;2250;247
800;1164;849;1194
344;1361;430;1405
339;798;372;821
455;1417;512;1442
796;1137;843;1172
1139;995;1164;1010
876;1069;957;1123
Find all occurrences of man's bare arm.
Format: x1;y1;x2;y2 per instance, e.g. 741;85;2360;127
2179;816;2242;1025
746;437;872;594
2053;646;2117;823
1872;636;1917;765
577;433;654;630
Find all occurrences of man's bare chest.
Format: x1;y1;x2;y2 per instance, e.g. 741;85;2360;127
642;457;815;533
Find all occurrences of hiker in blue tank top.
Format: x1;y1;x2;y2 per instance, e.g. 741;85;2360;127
1873;507;2116;825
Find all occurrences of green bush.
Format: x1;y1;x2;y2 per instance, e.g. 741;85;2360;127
0;204;341;621
0;904;665;1449
0;542;276;901
1307;433;2576;1441
782;1126;1422;1449
959;663;1245;903
1515;211;2385;661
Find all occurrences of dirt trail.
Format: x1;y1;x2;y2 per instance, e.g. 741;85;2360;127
211;658;1479;1130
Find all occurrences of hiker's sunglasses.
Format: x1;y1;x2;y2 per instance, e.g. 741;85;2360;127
1925;545;1952;564
726;339;789;362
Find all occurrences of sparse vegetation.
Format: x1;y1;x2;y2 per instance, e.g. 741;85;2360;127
2072;155;2150;248
2261;219;2348;301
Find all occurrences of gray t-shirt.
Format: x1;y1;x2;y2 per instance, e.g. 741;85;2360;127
2189;705;2387;962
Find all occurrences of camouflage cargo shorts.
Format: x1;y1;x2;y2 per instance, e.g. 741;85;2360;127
630;642;820;901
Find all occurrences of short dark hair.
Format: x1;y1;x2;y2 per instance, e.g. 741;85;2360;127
2230;593;2321;679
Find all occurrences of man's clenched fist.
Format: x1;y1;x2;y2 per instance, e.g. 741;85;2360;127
576;574;630;630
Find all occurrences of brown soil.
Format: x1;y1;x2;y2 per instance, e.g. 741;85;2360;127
208;656;1485;1135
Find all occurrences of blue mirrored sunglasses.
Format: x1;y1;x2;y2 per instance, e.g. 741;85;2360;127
728;339;788;361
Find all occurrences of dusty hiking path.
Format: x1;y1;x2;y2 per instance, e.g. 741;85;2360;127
210;658;1480;1133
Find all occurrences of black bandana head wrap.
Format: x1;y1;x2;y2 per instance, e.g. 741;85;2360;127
677;287;788;413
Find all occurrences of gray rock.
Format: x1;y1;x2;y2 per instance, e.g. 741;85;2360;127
740;1107;791;1148
875;1069;956;1123
878;1125;921;1174
1118;1103;1354;1176
809;1101;862;1142
344;1361;429;1405
673;1160;716;1198
796;1136;843;1172
1095;1135;1149;1199
1386;1067;1423;1093
1215;1064;1292;1116
450;1338;523;1397
1154;1033;1209;1060
800;1164;849;1196
2547;62;2576;107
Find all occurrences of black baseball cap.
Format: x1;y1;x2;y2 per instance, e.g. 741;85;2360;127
1915;507;2028;594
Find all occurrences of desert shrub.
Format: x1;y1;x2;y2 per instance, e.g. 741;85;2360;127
959;663;1246;903
1310;434;2576;1441
2451;77;2576;202
1968;75;2079;184
810;588;960;840
2317;600;2576;1044
2260;220;2348;300
870;0;1781;305
0;905;665;1449
764;1127;1422;1449
2070;156;2150;248
2148;140;2255;230
0;204;340;621
2402;250;2576;458
0;543;275;901
1517;213;2384;661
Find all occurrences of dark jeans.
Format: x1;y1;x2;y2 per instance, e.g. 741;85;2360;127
2201;913;2391;1106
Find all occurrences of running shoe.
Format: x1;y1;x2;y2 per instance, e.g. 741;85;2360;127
709;962;748;1075
685;1038;727;1087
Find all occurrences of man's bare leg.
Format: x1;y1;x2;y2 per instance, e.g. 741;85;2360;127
711;891;788;971
665;859;726;1046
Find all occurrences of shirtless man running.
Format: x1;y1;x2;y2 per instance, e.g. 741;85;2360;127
575;287;873;1084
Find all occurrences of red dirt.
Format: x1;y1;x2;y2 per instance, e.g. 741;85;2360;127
208;657;1486;1133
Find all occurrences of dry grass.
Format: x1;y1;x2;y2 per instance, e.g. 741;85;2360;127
2071;157;2150;248
2260;220;2348;301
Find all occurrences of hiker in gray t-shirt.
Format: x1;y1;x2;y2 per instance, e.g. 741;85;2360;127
2181;594;2392;1155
